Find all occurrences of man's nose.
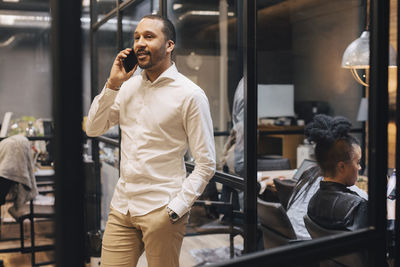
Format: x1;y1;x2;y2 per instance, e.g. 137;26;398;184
135;36;145;47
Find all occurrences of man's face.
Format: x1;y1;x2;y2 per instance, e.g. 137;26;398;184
133;18;170;70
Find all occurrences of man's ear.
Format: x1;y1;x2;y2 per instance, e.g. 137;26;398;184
166;40;175;53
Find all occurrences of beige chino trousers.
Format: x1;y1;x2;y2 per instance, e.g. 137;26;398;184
100;205;188;267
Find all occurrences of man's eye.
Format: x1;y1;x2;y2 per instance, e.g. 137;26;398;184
146;35;153;38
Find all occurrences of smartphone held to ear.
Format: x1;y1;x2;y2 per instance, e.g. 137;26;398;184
122;51;137;73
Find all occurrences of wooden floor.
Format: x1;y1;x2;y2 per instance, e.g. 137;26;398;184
138;234;243;267
0;221;243;267
0;219;55;267
0;203;243;267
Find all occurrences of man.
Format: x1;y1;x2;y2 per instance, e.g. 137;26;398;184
86;15;216;267
220;78;243;214
221;78;243;176
231;77;244;177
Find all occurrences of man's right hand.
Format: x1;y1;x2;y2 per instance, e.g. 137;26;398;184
106;48;137;91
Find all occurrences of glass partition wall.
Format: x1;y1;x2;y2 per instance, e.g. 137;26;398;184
86;0;391;266
167;0;240;165
0;0;391;265
0;4;55;265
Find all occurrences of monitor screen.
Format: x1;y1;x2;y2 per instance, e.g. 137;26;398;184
258;84;295;118
292;159;316;181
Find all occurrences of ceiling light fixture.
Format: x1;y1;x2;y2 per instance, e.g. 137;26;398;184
342;30;397;87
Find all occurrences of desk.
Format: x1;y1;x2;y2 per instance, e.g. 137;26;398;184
34;167;55;194
355;175;368;193
258;125;305;168
34;168;55;177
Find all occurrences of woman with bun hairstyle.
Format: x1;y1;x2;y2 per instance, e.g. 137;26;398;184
306;114;368;231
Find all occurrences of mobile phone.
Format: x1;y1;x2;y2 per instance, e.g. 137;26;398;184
122;50;137;73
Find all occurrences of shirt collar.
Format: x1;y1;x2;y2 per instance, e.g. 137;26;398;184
141;62;178;84
320;181;354;193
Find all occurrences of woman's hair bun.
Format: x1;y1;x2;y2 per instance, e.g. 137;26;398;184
305;114;352;144
330;116;352;138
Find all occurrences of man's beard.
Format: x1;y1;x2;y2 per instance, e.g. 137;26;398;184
138;53;154;69
136;45;166;70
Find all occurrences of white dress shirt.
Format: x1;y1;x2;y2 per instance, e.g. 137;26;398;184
86;63;216;217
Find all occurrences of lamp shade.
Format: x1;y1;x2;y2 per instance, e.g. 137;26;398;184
357;97;368;122
341;31;397;69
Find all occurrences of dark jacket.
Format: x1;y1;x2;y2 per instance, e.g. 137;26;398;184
307;181;368;231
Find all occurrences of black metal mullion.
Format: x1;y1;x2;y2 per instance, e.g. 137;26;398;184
30;201;35;266
92;10;118;31
159;0;167;17
116;0;123;184
51;0;85;266
243;0;257;254
395;0;400;265
236;0;243;80
90;0;102;231
369;0;390;265
90;0;99;98
119;0;147;13
117;0;123;51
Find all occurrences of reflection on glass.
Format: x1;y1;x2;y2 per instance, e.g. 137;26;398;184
97;20;118;93
98;141;120;230
255;0;364;171
0;19;51;119
250;0;369;256
168;0;241;174
206;0;370;263
301;115;368;231
122;1;152;49
95;17;120;230
96;0;117;21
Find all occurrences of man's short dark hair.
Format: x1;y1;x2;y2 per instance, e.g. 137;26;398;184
143;14;176;43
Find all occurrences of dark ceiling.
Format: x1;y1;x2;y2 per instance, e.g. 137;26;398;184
0;0;324;51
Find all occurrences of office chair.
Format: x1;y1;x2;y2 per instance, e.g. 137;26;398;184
186;189;243;259
273;178;296;209
257;156;291;203
304;214;368;267
257;198;297;249
4;176;55;267
0;135;55;266
8;199;54;266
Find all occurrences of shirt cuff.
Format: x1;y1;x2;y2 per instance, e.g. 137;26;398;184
104;87;119;96
167;198;189;218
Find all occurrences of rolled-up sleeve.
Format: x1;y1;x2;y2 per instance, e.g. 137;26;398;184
168;90;216;217
86;86;120;137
